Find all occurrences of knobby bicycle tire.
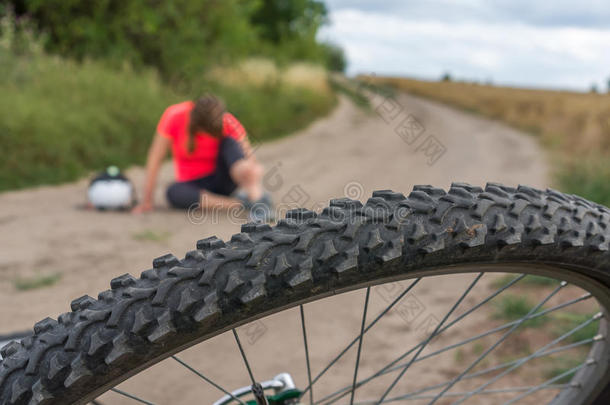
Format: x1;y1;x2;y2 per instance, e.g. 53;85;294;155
0;182;609;405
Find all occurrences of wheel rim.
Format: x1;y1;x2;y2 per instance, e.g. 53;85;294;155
87;262;610;405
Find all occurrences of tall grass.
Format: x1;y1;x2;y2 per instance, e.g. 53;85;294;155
282;63;330;93
219;83;336;144
208;58;280;88
556;158;610;207
0;50;176;191
208;58;331;93
183;58;336;143
366;76;610;206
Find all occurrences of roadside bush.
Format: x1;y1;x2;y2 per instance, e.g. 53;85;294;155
5;0;338;79
0;49;177;191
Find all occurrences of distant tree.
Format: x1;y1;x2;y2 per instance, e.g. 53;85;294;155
607;77;610;93
441;72;452;82
5;0;340;79
250;0;327;44
321;43;346;72
590;83;599;94
9;0;261;77
249;0;330;62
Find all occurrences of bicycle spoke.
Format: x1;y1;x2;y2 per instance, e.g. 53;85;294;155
426;281;567;405
375;273;484;405
501;364;585;405
233;329;257;385
316;275;593;404
372;384;568;403
370;292;594;385
171;355;246;405
407;293;593;367
314;274;526;403
396;337;597;400
350;287;371;405
301;278;422;398
451;312;602;404
110;388;156;405
300;305;314;405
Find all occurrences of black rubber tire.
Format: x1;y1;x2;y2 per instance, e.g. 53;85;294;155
1;183;609;405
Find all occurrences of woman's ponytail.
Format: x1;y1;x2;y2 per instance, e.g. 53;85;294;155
187;94;226;153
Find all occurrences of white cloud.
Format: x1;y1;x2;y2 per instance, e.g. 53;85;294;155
324;0;610;28
320;7;610;90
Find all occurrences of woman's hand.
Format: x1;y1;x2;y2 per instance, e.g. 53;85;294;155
132;201;153;214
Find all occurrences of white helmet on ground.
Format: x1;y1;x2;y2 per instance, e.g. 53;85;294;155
87;166;135;210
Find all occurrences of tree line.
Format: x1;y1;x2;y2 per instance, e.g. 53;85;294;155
3;0;346;79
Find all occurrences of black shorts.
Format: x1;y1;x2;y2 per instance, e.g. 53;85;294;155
166;137;244;209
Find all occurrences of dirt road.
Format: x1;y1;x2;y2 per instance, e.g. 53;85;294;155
0;92;551;403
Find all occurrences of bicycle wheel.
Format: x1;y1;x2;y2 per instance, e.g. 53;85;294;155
0;183;609;405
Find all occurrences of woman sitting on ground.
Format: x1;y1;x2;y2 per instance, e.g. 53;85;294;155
132;94;272;220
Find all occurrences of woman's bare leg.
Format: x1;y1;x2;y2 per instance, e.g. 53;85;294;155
196;157;264;211
229;157;264;201
198;190;242;210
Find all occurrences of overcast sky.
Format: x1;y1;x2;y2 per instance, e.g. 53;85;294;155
320;1;610;91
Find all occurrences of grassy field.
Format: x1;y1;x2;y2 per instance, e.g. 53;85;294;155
365;76;610;206
0;50;336;192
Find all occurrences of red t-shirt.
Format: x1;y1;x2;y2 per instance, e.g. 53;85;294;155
157;101;246;181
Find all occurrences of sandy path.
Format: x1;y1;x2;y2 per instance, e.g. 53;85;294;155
0;92;550;403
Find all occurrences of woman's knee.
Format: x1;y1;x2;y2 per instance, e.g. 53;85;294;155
166;182;200;209
246;161;263;182
233;159;262;185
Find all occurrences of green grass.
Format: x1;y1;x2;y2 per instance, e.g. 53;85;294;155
486;274;596;386
493;294;548;328
355;77;398;99
0;49;178;191
454;348;465;364
329;76;371;109
472;342;484;355
132;229;171;243
491;274;520;289
491;274;559;289
552;312;599;343
521;275;561;286
0;49;337;192
13;272;62;291
544;356;582;384
557;157;610;207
